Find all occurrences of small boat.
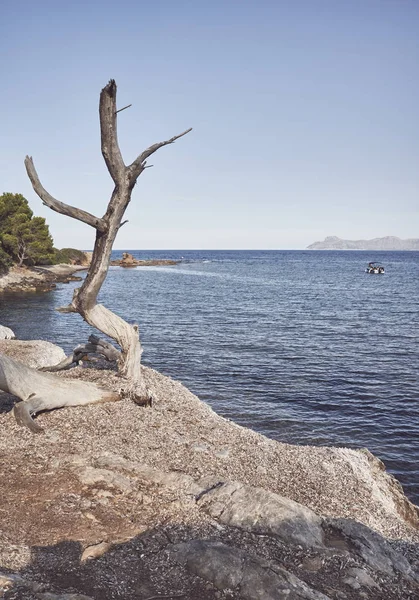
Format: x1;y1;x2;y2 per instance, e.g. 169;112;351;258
366;262;385;274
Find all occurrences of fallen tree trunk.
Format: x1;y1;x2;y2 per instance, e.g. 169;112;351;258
0;353;119;433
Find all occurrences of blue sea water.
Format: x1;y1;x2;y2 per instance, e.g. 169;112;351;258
1;250;418;503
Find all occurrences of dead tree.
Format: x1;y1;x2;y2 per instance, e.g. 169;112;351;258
0;79;191;431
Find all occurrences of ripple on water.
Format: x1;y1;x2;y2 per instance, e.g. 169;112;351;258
1;250;418;504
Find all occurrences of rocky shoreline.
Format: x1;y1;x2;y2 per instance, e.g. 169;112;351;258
0;265;87;294
0;340;418;599
0;255;179;294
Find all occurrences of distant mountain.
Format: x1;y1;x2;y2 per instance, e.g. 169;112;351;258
307;236;419;250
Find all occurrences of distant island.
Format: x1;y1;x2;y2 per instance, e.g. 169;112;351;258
307;236;419;250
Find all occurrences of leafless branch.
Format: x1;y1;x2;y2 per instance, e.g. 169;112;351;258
115;103;132;114
21;79;192;418
56;304;77;313
25;157;108;232
128;128;192;180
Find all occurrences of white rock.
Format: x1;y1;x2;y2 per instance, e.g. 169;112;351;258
0;325;15;340
0;339;66;369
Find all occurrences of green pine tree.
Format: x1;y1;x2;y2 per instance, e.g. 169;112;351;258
0;193;55;266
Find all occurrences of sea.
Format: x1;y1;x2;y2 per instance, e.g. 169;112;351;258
1;250;418;504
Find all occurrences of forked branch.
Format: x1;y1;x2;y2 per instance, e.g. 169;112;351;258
128;128;193;180
24;157;107;232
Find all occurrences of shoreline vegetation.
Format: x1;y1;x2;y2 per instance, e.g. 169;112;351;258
0;192;178;294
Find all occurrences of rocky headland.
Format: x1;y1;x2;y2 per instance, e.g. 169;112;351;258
307;236;419;250
0;339;418;600
0;265;87;294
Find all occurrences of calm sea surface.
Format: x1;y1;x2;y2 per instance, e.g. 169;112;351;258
1;250;418;503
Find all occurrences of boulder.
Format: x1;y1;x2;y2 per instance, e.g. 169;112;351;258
120;252;135;267
0;325;15;340
0;339;66;369
197;481;324;548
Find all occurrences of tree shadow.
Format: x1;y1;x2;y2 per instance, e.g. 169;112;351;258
1;526;222;600
1;517;418;600
0;390;15;414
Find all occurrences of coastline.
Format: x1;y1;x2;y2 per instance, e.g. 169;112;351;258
0;264;87;294
0;340;418;598
0;259;179;294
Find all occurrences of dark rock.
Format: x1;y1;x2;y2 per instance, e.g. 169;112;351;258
325;519;416;579
171;539;331;600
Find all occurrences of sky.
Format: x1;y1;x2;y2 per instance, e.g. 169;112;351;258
0;0;418;249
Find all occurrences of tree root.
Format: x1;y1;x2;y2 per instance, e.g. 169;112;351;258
40;335;121;372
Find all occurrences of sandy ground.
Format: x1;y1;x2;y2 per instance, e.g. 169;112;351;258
0;343;418;599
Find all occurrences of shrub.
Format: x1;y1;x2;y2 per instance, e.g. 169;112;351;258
53;247;87;265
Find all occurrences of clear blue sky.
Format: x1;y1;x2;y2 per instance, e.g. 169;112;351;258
1;0;418;249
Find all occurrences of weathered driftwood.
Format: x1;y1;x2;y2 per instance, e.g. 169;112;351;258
0;353;119;433
0;79;191;431
40;335;121;372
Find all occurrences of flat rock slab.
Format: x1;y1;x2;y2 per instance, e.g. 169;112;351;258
198;481;324;548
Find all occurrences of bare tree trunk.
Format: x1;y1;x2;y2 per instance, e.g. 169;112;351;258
18;243;27;267
0;79;192;424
